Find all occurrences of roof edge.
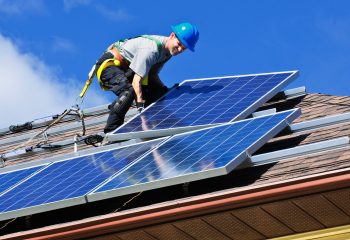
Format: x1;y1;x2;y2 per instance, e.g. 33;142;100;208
3;168;350;240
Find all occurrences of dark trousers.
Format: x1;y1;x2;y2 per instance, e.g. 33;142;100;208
96;52;168;133
142;72;169;108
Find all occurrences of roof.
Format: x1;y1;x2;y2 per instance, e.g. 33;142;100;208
1;91;350;239
0;106;138;166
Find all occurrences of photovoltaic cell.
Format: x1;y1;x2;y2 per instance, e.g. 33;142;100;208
0;139;163;220
0;165;45;195
113;71;298;137
89;109;300;201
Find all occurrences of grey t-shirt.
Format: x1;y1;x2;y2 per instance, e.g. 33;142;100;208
116;35;172;78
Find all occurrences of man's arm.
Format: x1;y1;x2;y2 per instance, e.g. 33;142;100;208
132;73;143;102
132;73;145;112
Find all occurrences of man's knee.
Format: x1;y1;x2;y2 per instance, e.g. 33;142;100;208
104;88;134;133
111;87;135;116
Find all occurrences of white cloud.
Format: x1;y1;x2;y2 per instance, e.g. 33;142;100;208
94;5;132;21
0;34;109;128
52;36;77;53
63;0;92;12
0;0;46;15
61;1;132;21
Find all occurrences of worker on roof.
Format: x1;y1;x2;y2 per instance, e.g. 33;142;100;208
93;22;199;133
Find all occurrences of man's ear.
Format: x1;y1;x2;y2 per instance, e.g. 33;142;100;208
170;32;176;38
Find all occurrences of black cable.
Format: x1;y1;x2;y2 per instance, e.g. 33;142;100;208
35;134;103;150
37;144;64;149
84;135;104;146
9;122;33;133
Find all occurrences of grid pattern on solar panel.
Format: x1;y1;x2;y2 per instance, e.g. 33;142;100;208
114;72;296;134
0;166;44;195
0;140;161;214
94;110;296;195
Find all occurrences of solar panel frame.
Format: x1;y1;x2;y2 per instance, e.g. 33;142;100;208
107;70;299;142
0;138;166;221
88;108;301;202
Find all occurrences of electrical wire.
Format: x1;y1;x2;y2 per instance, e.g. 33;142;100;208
113;191;143;213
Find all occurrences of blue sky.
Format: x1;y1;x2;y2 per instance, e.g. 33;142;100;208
0;0;349;127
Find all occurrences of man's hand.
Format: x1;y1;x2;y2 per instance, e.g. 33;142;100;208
136;102;145;113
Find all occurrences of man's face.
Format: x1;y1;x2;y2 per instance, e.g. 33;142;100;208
169;32;187;56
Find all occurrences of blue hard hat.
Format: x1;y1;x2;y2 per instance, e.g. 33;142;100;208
171;22;199;52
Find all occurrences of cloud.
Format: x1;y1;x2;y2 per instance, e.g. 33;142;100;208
0;0;46;15
318;17;350;47
61;1;132;21
52;36;77;53
94;5;132;21
63;0;93;12
0;34;109;128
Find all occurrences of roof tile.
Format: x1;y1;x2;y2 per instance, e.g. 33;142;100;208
261;200;325;232
203;213;265;240
173;219;231;240
232;206;294;238
293;194;350;227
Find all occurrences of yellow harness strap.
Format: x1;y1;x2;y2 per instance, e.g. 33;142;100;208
79;58;121;98
80;58;150;98
97;58;149;87
96;58;121;90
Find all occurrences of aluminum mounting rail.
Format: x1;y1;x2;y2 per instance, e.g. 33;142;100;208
0;108;138;147
0;104;110;136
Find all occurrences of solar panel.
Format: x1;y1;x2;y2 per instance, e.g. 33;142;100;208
88;109;300;202
0;139;164;221
109;71;299;141
0;165;46;196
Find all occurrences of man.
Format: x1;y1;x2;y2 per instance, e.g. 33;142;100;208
93;22;199;133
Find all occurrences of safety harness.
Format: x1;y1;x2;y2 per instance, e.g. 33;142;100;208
79;35;163;98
